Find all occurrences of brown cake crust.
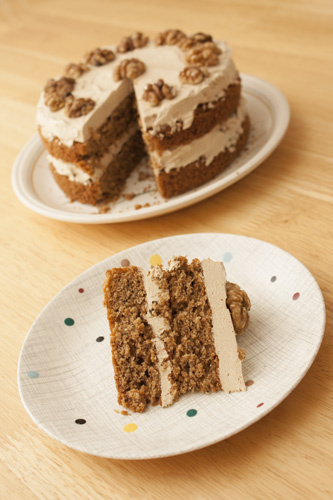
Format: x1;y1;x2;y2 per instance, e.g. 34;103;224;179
142;80;241;154
155;114;250;198
39;93;137;163
49;129;146;205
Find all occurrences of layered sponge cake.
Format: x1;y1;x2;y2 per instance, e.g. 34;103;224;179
37;30;250;204
103;256;251;412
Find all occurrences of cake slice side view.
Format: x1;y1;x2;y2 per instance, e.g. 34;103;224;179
103;256;251;412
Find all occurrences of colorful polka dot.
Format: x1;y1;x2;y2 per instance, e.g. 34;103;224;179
64;318;75;326
186;409;197;417
96;336;104;342
75;418;86;425
149;254;162;266
78;288;84;293
27;371;39;379
121;259;130;267
293;292;300;301
222;252;232;263
270;276;277;282
123;423;138;433
257;403;264;408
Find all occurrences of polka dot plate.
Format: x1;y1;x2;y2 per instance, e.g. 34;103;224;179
12;74;289;223
18;234;325;459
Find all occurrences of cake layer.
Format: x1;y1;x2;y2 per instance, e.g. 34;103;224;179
154;114;250;198
142;79;241;153
37;40;239;148
103;266;162;413
133;41;238;134
151;99;247;172
50;129;145;205
47;123;139;177
37;66;133;147
39;93;137;162
165;257;222;398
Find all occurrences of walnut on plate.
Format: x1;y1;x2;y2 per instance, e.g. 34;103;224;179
117;32;149;53
154;29;186;46
84;47;115;66
43;77;75;111
179;66;209;85
113;58;146;81
226;282;251;334
64;95;95;118
142;79;176;106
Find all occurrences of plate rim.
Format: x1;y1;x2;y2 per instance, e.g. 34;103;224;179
17;233;326;460
12;74;290;224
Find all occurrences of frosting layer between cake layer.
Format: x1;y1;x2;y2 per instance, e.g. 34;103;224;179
201;259;246;393
141;266;174;408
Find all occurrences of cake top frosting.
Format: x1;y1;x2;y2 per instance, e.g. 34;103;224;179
36;30;239;146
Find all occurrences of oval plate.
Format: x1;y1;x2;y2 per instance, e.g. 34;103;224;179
12;75;289;223
18;234;325;459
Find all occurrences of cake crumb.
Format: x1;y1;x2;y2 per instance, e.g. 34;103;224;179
138;171;153;181
114;409;119;413
98;204;110;214
121;410;131;416
135;203;150;209
124;192;135;200
245;379;254;387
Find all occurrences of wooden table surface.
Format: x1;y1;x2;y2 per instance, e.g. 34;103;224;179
1;0;332;498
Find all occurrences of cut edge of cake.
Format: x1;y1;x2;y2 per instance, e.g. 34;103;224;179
103;256;251;412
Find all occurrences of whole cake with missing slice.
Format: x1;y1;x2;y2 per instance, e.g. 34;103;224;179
37;29;250;205
103;256;251;412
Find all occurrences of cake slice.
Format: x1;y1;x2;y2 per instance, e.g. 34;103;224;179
103;256;251;412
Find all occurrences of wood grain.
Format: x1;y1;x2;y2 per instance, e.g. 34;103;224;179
0;0;332;498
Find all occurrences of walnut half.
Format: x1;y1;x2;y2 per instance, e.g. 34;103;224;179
63;62;89;79
43;77;75;112
179;66;209;85
154;29;186;46
226;282;251;334
142;79;176;106
84;48;115;66
186;42;222;67
178;32;213;51
113;58;146;81
117;32;149;53
64;95;95;118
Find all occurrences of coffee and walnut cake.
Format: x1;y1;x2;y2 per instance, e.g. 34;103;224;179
37;29;250;205
103;256;251;412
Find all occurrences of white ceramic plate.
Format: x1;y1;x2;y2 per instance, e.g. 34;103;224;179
18;233;325;459
12;75;289;223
